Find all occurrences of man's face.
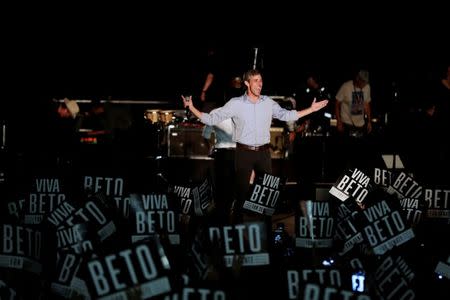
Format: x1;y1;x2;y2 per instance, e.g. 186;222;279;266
245;74;263;97
355;78;367;89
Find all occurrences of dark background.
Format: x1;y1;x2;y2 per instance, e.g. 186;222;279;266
3;8;448;132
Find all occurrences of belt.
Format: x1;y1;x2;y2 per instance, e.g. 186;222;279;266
236;142;270;151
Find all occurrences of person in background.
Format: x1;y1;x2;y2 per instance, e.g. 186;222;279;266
428;64;450;183
202;113;236;224
183;68;328;222
334;69;373;170
52;98;83;163
335;69;373;137
290;73;332;197
198;45;224;113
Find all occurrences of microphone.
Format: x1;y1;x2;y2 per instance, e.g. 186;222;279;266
184;95;192;120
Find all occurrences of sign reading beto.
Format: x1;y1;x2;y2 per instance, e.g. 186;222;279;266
83;175;130;217
23;177;67;225
360;200;414;255
243;172;282;216
85;240;172;299
0;224;44;275
286;268;346;300
424;186;449;220
208;222;269;267
129;193;180;245
387;171;422;200
329;168;372;203
373;167;392;189
295;200;334;248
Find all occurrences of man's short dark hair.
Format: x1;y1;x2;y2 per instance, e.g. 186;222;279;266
243;69;262;82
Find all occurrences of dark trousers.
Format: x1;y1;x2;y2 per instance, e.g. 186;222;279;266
234;148;272;205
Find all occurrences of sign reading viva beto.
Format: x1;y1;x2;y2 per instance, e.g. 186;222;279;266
129;193;180;245
295;201;334;248
84;239;172;299
329;168;372;203
172;177;213;217
386;171;422;200
46;194;117;243
172;185;193;216
360;200;414;255
23;177;67;225
208;222;269;267
243;172;283;216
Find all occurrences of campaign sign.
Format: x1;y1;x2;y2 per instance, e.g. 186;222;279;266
84;239;172;299
83;175;130;217
373;255;415;299
300;283;371;300
50;251;90;299
286;268;346;300
0;224;45;275
172;184;193;216
387;171;422;200
187;231;209;280
334;202;364;255
129;193;180;245
208;221;269;267
360;200;415;255
0;280;17;300
164;284;227;300
243;172;283;216
7;197;26;221
424;186;450;220
56;223;96;254
23;176;67;225
295;200;335;249
329;168;372;203
191;177;214;216
49;194;117;243
373;167;392;189
435;255;450;279
399;197;425;226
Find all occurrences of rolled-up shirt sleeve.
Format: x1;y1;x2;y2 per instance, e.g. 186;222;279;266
200;101;235;126
271;101;298;121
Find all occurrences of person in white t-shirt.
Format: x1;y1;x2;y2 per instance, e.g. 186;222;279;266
334;70;373;170
202;113;236;224
335;69;372;137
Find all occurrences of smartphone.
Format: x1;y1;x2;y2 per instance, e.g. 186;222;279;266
352;271;365;292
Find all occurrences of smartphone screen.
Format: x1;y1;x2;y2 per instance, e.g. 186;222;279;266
352;271;365;292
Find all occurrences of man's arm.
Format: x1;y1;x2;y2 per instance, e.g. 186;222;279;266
200;73;214;101
296;98;328;119
335;99;343;132
364;101;372;133
183;95;203;120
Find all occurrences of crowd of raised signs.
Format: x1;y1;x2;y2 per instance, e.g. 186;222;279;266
0;148;449;300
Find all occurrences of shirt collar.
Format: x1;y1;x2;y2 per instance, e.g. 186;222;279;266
243;93;265;103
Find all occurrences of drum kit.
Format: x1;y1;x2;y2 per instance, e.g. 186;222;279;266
144;109;179;126
143;109;194;158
